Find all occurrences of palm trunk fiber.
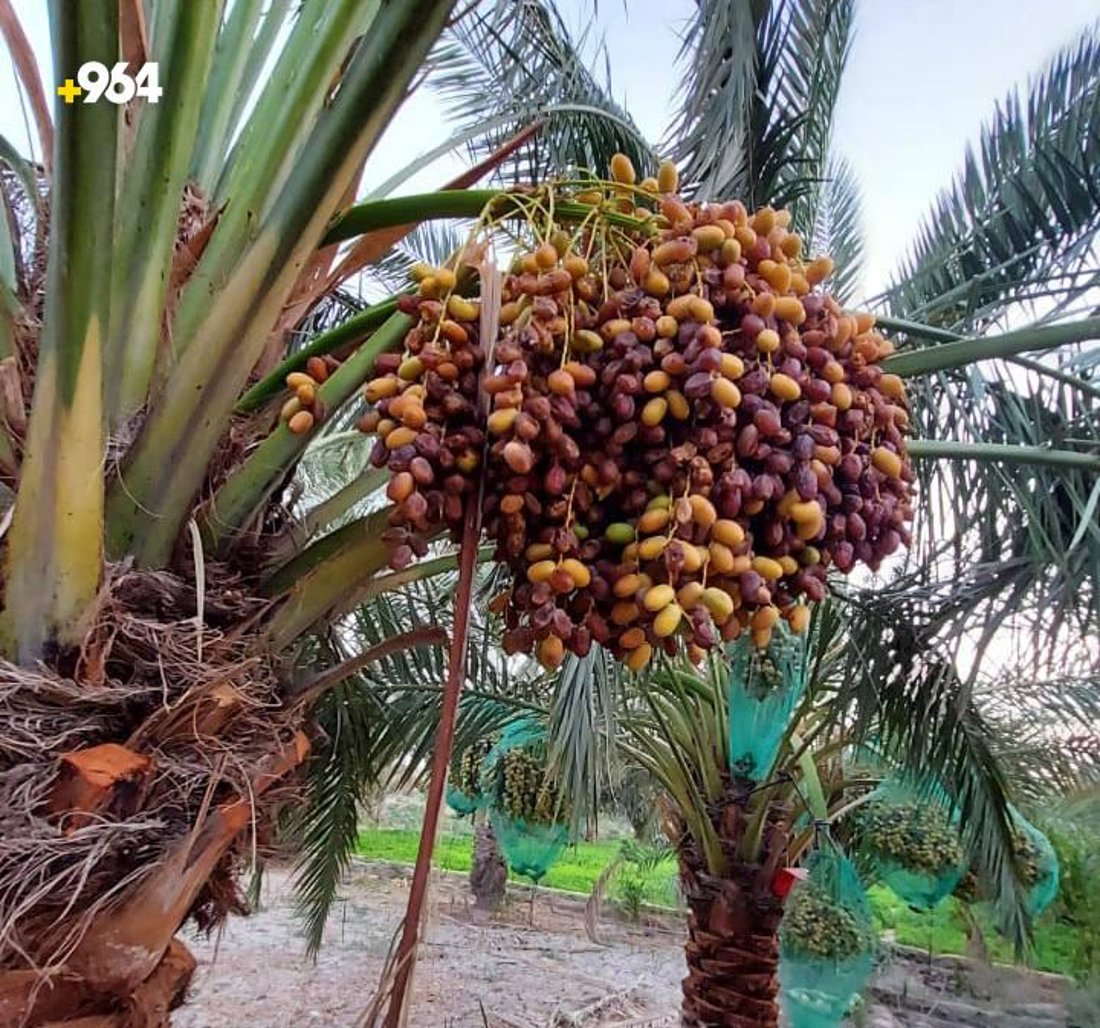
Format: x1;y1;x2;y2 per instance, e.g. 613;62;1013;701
675;785;790;1028
0;673;310;1028
679;864;784;1027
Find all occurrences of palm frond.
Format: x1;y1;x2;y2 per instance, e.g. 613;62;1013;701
619;656;730;874
776;0;855;230
430;0;654;185
808;156;864;303
883;22;1100;330
290;429;377;526
545;647;619;836
671;0;855;223
289;653;380;955
836;588;1045;951
882;68;1100;675
898;358;1100;668
287;575;551;948
975;670;1100;805
667;0;759;199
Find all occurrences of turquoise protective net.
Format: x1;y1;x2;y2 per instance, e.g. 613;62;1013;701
852;780;966;911
727;623;809;781
780;847;876;1028
952;807;1059;918
445;785;481;816
1013;810;1060;917
482;716;571;883
448;718;546;817
484;715;547;769
446;737;495;817
489;809;569;882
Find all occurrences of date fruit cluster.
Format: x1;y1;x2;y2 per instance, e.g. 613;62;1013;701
356;157;913;670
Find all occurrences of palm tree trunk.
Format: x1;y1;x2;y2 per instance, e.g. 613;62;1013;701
0;725;310;1028
675;788;790;1028
679;864;784;1027
0;940;196;1028
470;818;507;910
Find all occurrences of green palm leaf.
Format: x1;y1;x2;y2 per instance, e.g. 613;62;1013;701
545;648;619;836
667;0;759;199
286;575;550;948
671;0;855;225
899;358;1099;667
288;637;382;956
884;22;1100;329
365;221;469;298
430;0;654;184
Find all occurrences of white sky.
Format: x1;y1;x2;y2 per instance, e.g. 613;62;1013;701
3;0;1098;299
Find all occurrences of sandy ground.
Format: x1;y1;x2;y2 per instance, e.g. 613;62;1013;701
177;863;1069;1028
177;863;684;1028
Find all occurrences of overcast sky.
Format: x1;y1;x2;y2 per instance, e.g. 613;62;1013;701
3;0;1097;298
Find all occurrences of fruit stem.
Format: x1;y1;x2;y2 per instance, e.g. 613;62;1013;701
323;189;651;247
383;489;483;1027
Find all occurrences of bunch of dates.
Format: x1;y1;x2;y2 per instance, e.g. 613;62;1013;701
358;156;913;670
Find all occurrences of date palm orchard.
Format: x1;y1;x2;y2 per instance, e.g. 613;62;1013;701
0;2;1097;1028
334;2;1100;1025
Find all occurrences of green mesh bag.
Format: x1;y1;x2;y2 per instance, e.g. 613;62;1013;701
484;716;547;769
727;624;809;781
1013;811;1059;917
488;809;569;882
483;716;571;883
446;737;495;816
952;808;1059;918
852;781;965;911
780;847;876;1028
445;784;481;816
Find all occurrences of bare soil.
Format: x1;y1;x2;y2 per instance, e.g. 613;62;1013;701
178;863;683;1027
177;863;1069;1028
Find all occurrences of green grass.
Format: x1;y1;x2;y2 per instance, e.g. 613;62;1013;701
870;885;1079;974
356;827;1075;973
357;826;678;905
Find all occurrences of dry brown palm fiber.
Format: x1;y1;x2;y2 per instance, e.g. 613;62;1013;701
0;564;300;981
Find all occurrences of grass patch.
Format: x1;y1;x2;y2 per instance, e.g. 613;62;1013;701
357;826;611;882
357;827;676;902
356;827;1074;973
871;885;1079;974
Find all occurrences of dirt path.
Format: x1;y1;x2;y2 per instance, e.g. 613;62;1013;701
178;863;683;1027
177;863;1069;1028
